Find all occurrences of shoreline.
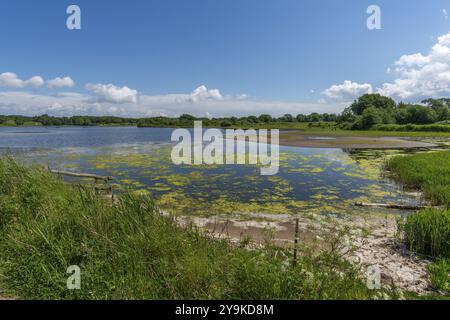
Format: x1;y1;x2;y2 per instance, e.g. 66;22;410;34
278;132;439;149
165;210;434;295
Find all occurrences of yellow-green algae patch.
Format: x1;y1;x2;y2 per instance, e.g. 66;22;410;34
19;143;425;221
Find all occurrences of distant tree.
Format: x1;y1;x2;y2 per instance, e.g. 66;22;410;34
350;94;396;116
258;114;273;123
422;98;450;121
361;107;383;129
395;106;410;125
246;116;259;123
180;114;196;121
338;107;357;123
220;120;232;127
279;114;294;122
308;113;322;122
296;114;307;122
407;105;438;124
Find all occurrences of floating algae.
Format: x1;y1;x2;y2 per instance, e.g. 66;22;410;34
10;141;424;221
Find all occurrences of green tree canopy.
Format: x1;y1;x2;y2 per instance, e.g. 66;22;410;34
350;94;396;116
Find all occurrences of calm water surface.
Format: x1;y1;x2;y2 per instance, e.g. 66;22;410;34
0;126;419;218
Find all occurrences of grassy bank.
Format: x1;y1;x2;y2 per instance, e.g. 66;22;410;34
386;151;450;207
0;158;386;300
387;151;450;292
374;124;450;133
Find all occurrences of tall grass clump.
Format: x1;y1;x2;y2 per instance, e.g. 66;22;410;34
0;157;384;300
386;151;450;207
427;259;450;292
398;209;450;258
388;151;450;280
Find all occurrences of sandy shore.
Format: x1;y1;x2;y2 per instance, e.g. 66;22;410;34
278;132;437;149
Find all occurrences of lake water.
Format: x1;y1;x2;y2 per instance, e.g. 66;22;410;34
0;126;420;222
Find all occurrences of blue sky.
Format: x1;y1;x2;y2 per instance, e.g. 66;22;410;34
1;0;450;117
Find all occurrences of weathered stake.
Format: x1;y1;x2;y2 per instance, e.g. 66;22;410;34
293;218;299;267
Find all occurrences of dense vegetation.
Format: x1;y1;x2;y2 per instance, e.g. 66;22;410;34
387;151;450;293
398;209;450;258
387;151;450;207
0;158;389;300
373;123;450;133
340;96;450;130
0;115;140;126
0;113;339;128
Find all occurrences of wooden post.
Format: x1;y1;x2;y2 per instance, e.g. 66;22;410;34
110;185;114;206
293;218;299;267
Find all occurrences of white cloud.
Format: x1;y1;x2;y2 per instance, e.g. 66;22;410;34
47;76;75;89
85;83;138;104
323;80;373;101
378;31;450;100
323;31;450;103
0;86;345;118
0;72;44;88
394;53;430;68
443;9;448;20
189;85;223;102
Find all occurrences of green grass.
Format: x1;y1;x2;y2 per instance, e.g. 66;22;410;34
0;158;387;300
387;151;450;288
387;151;450;207
374;124;450;133
398;209;450;258
428;259;450;292
221;122;450;137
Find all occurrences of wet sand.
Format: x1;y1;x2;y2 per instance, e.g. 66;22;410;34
279;132;437;149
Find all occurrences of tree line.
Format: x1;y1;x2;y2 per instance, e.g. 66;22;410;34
339;95;450;130
1;94;450;130
0;115;140;126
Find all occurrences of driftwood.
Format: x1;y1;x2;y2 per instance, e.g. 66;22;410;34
354;202;440;211
55;169;116;205
50;170;114;182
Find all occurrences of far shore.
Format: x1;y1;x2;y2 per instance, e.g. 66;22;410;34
1;124;449;149
278;131;439;149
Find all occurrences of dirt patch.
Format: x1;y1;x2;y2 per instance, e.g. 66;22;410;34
347;217;432;294
170;212;435;295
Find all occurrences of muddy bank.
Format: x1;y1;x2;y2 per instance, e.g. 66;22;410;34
170;212;434;295
278;132;437;149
